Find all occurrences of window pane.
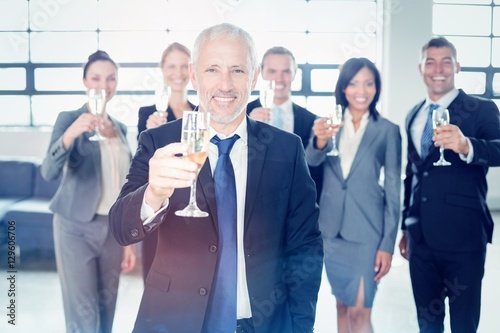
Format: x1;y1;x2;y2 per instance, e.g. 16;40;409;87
29;0;98;31
31;95;87;126
0;68;26;90
30;32;97;63
434;0;491;4
493;7;500;36
251;32;307;64
118;67;162;92
0;0;28;30
306;33;377;64
0;96;31;126
311;69;339;93
433;5;491;36
305;96;336;117
0;32;29;62
446;36;490;67
35;68;83;91
455;71;486;95
107;94;149;127
307;1;377;33
491;38;500;67
99;0;168;30
99;31;168;63
493;73;500;96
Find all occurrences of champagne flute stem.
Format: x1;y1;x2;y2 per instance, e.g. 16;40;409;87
188;179;199;208
332;136;337;151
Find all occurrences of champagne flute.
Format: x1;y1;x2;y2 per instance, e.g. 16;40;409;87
155;84;170;118
432;108;452;166
326;104;343;156
259;79;275;115
175;111;210;217
88;88;106;141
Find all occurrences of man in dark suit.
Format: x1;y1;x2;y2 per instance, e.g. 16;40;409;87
109;23;323;333
398;37;500;333
246;46;323;201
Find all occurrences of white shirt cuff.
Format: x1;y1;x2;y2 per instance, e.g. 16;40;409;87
459;137;474;164
140;194;169;226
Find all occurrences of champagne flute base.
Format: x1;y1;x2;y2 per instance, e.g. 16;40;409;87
326;149;340;156
175;204;209;218
433;159;451;166
89;133;106;141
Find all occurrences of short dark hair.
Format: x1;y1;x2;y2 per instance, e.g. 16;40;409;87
83;50;118;78
420;37;457;62
261;46;297;71
335;57;381;120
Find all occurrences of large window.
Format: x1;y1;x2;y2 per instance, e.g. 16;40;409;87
0;0;382;127
433;0;500;109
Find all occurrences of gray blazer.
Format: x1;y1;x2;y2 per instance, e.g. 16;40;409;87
41;104;130;223
306;115;402;253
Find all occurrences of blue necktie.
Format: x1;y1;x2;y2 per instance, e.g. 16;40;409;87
421;104;439;159
271;106;283;129
206;134;239;333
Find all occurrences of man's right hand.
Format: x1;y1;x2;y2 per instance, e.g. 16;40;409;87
398;232;410;260
145;142;198;212
248;107;271;123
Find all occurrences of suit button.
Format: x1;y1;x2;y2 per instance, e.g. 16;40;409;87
130;228;139;237
342;184;347;190
209;245;217;253
199;288;207;296
422;197;428;203
423;171;429;177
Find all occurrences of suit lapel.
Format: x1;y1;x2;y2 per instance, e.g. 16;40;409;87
346;117;379;177
198;159;218;229
244;118;268;224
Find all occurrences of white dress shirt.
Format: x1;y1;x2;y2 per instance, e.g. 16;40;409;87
339;109;370;179
272;98;294;133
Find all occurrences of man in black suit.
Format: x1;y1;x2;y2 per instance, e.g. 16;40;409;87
398;37;500;333
109;23;323;333
247;46;323;200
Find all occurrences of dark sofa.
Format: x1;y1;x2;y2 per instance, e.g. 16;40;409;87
0;157;60;261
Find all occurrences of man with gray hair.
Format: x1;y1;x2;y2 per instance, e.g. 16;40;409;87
110;23;323;333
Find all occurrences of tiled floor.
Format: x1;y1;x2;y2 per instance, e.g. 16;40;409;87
1;213;500;333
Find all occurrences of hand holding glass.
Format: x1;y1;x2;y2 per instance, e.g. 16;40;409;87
88;88;106;141
175;111;210;217
259;80;275;109
326;104;343;156
432;108;451;166
155;85;170;118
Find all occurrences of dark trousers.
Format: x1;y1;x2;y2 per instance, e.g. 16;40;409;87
409;241;485;333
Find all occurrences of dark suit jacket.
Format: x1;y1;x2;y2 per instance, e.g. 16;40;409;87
402;89;500;252
137;101;196;139
109;117;323;333
246;98;323;201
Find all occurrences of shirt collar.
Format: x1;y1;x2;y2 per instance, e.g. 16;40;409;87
209;115;248;146
425;88;459;110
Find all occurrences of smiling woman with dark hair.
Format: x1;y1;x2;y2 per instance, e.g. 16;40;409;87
306;57;402;333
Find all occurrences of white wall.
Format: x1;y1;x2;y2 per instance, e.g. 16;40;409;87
1;0;499;209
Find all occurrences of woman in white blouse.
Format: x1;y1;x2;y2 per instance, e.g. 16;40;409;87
41;50;136;333
305;57;402;333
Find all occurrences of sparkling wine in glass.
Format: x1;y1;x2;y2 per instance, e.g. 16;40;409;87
155;84;170;118
326;104;343;156
88;88;106;141
259;80;275;109
175;111;210;217
432;108;451;166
